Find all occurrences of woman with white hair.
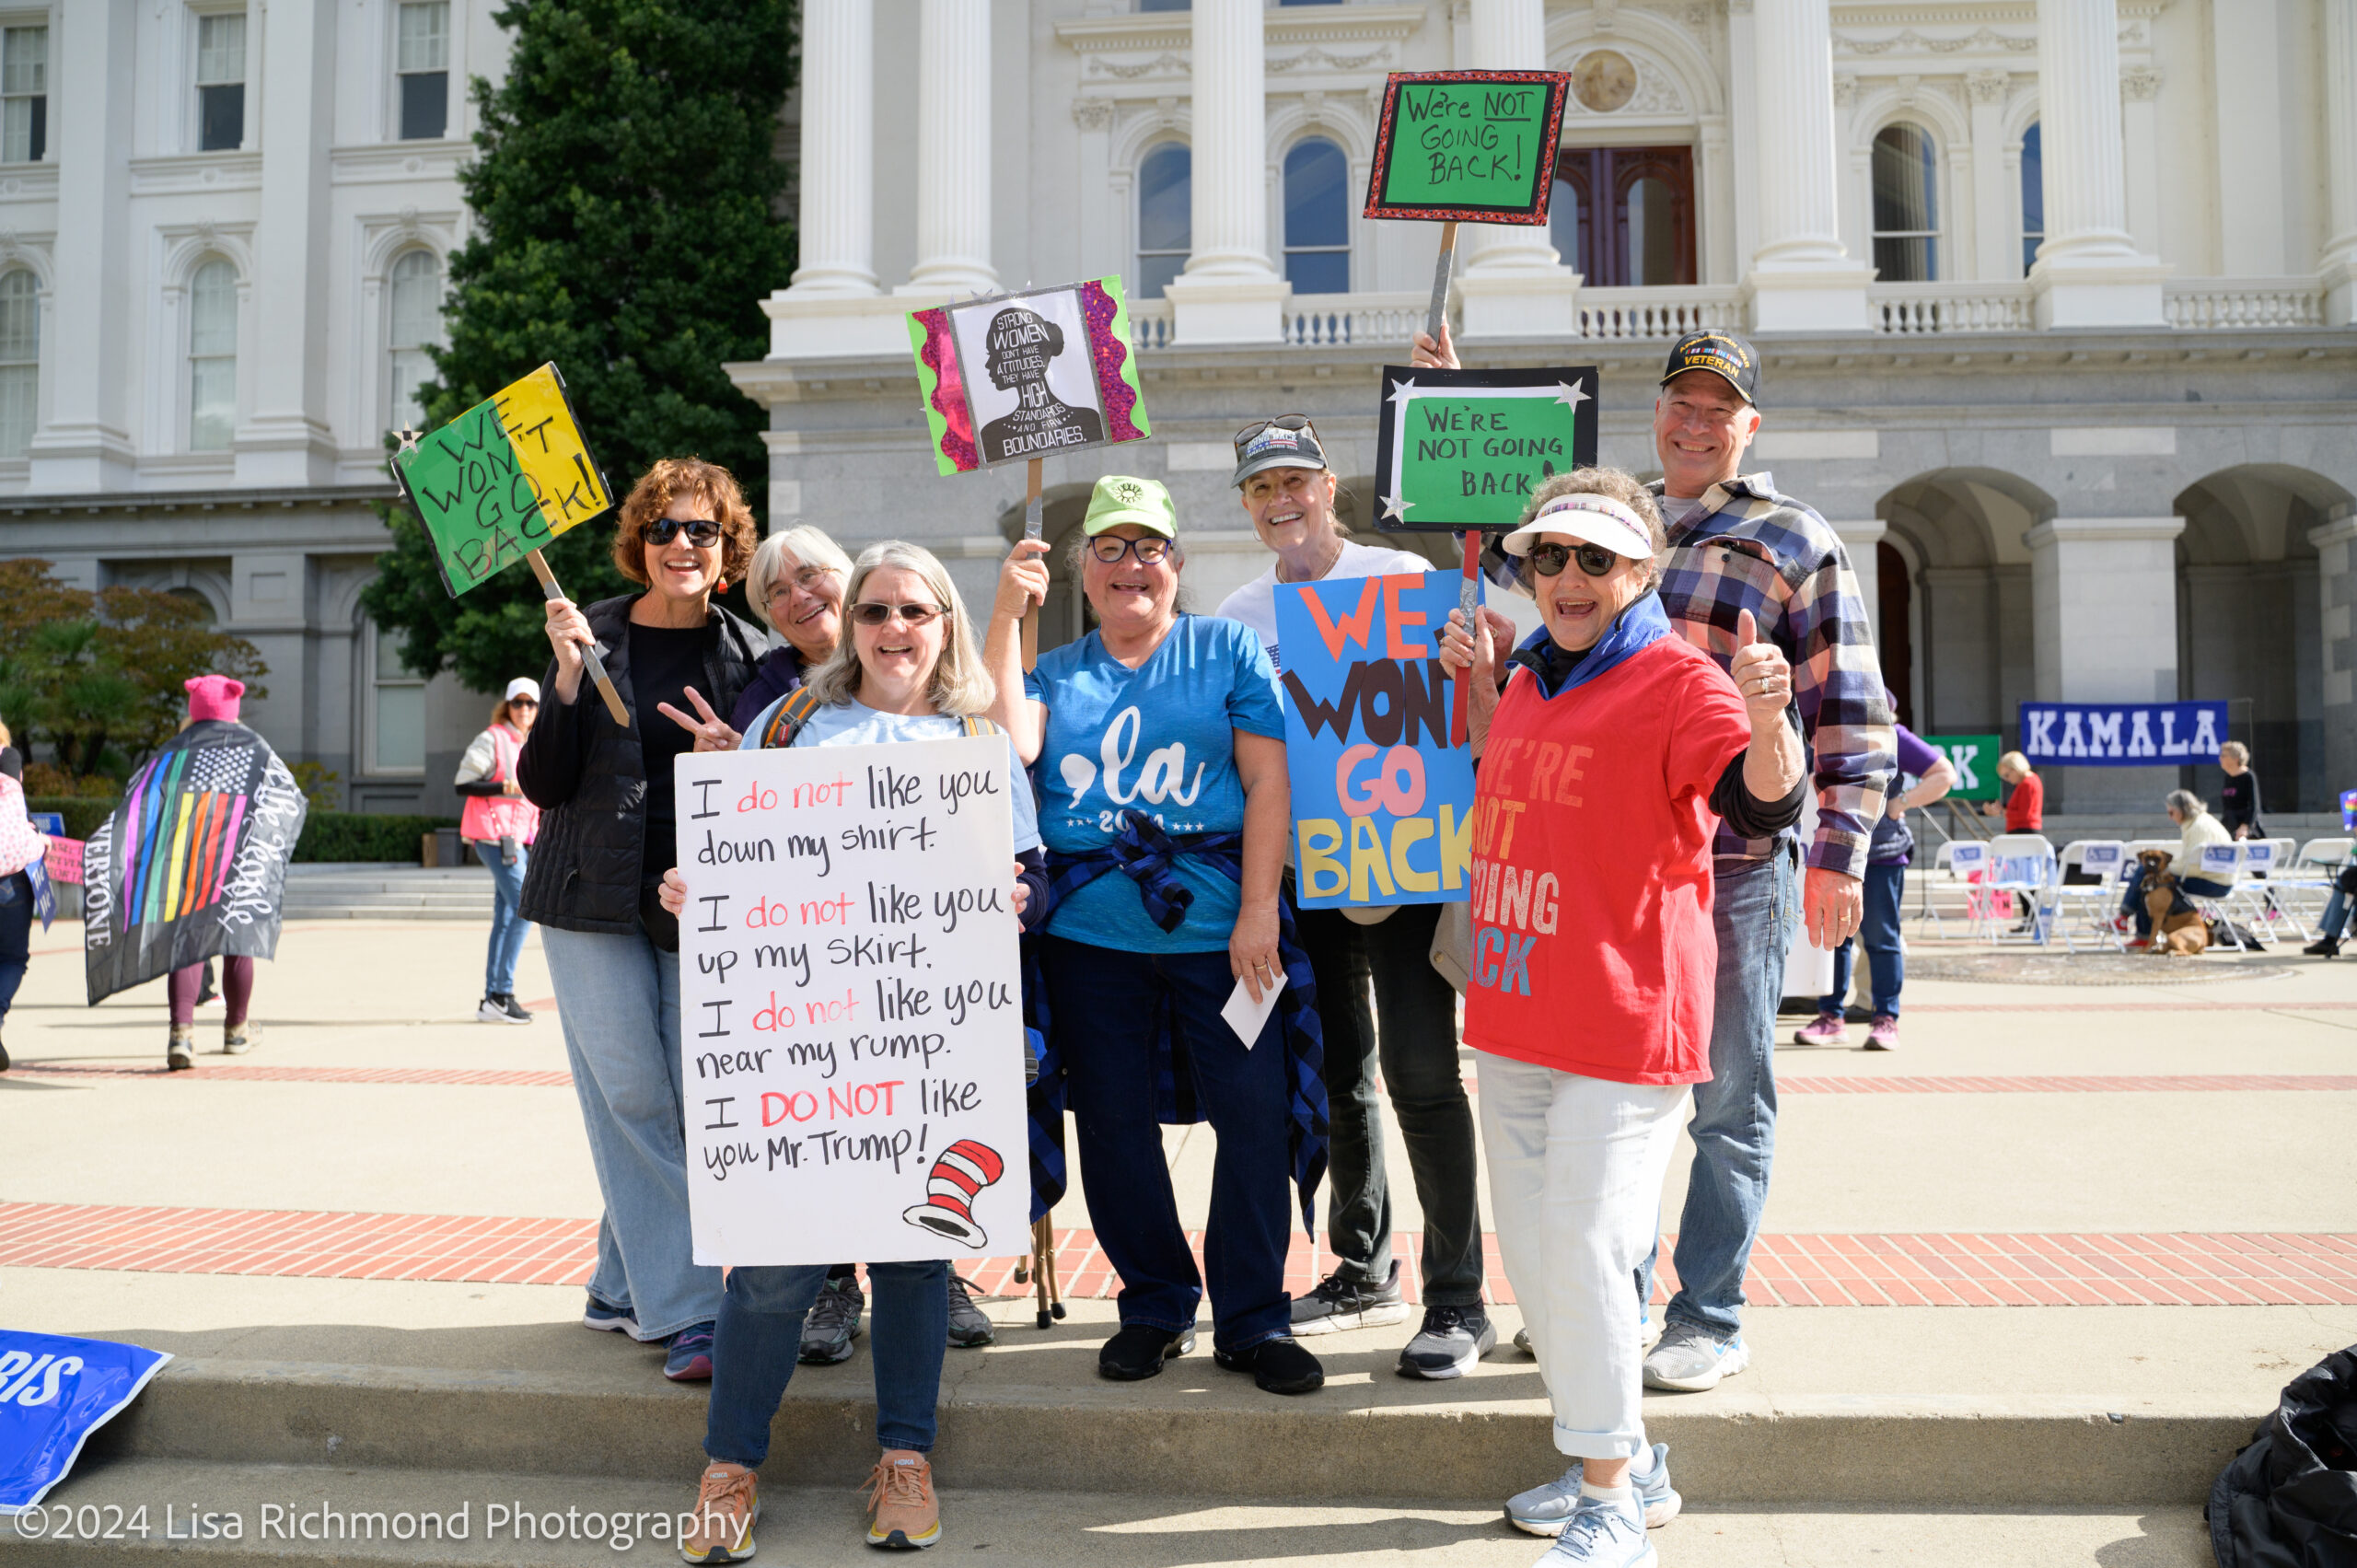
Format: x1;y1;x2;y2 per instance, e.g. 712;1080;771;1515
729;524;852;732
658;540;1042;1562
2119;788;2234;947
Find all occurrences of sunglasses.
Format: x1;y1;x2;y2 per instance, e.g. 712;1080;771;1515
1524;541;1623;580
1233;414;1318;454
508;698;539;709
849;601;944;627
1087;535;1175;566
646;517;724;548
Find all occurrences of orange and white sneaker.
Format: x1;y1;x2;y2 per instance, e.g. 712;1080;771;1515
862;1451;941;1550
680;1460;760;1563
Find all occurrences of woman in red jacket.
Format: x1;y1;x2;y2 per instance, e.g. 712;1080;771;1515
1440;470;1804;1568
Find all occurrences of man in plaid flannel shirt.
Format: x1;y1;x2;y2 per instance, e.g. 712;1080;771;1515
1414;325;1894;1395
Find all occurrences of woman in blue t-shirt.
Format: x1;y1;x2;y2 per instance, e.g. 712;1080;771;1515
984;474;1323;1398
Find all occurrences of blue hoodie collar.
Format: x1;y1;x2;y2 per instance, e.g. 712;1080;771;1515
1506;589;1673;700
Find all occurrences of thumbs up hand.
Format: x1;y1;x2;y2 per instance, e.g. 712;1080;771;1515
1728;608;1791;725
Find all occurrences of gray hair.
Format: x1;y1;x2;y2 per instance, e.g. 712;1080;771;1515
2165;789;2205;819
802;541;994;717
748;525;853;632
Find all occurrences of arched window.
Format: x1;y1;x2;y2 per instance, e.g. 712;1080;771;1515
1136;143;1190;299
1548;175;1579;273
387;250;442;433
188;258;238;452
1870;122;1940;282
0;269;36;459
2019;121;2044;275
1282;137;1349;295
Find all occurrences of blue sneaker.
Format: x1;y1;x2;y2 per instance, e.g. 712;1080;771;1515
583;1295;638;1335
1537;1493;1654;1566
665;1322;715;1382
1507;1444;1680;1534
1642;1320;1748;1392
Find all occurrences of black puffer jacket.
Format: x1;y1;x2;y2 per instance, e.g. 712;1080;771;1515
517;594;768;936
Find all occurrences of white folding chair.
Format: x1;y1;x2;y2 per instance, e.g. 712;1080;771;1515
1922;840;1991;939
2233;838;2290;927
1985;833;2058;944
2273;838;2351;933
2187;843;2262;951
2052;840;2127;952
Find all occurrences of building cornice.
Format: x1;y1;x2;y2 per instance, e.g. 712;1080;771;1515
0;482;396;517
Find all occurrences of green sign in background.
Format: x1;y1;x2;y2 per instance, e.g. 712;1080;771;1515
1378;81;1552;212
1395;394;1582;529
1922;732;2003;801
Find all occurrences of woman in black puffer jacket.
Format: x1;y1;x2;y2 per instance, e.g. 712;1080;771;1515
519;457;770;1384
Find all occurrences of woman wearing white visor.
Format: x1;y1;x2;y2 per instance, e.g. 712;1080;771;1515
1439;469;1803;1568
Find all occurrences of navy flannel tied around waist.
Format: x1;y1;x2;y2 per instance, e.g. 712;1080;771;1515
1021;810;1329;1235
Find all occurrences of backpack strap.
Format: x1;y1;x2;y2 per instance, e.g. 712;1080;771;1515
958;714;1003;739
758;687;825;749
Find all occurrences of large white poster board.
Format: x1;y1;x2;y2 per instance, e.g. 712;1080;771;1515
675;738;1028;1265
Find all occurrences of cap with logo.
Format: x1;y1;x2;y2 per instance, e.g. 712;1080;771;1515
1230;416;1329;488
1498;493;1658;562
1082;475;1179;539
505;677;541;703
1660;330;1760;407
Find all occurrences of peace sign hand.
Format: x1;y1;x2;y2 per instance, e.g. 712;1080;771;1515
1728;609;1792;726
656;685;741;753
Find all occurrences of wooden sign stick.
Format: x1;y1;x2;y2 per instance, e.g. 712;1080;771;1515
1019;457;1045;672
527;549;631;726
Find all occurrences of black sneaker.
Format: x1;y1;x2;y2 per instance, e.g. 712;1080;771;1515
798;1273;864;1365
1289;1259;1408;1335
1397;1304;1496;1380
1098;1323;1193;1380
1214;1335;1325;1396
946;1272;994;1348
0;1032;9;1072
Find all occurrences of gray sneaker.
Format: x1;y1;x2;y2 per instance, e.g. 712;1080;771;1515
798;1273;864;1365
1397;1305;1494;1379
1290;1260;1408;1335
1507;1443;1680;1535
1535;1493;1655;1565
1641;1320;1748;1393
946;1272;994;1348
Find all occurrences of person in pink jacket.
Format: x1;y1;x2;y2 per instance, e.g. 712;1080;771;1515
0;746;49;1073
455;678;543;1023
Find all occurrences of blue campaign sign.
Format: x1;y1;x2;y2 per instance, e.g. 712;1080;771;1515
0;1331;172;1513
2341;789;2356;830
2019;701;2228;767
26;814;63;838
1272;570;1475;908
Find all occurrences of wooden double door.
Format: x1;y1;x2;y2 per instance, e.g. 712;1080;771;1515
1551;145;1697;287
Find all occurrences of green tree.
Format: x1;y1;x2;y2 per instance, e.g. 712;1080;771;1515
362;0;797;694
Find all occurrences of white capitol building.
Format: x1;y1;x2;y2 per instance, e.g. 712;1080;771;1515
1;0;2352;817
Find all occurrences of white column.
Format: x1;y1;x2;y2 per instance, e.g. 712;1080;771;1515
1727;0;1760;283
1072;99;1116;285
2026;0;2165;327
899;0;997;297
1966;70;2013;281
1163;0;1286;344
1743;0;1871;331
2025;516;2184;809
2119;65;2162;261
2209;6;2283;276
2321;1;2357;321
238;0;339;486
27;0;135;491
765;1;905;358
1456;0;1575;339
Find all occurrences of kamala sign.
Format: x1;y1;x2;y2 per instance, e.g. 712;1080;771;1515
2019;701;2227;766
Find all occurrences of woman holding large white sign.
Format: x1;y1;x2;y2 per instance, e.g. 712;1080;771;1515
659;541;1041;1562
984;475;1329;1400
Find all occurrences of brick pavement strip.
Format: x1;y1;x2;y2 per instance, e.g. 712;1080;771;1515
2;1202;2350;1308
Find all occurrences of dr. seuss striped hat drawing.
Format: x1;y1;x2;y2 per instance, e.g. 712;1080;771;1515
902;1139;1006;1249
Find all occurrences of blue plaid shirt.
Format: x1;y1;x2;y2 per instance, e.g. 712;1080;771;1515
1653;472;1895;878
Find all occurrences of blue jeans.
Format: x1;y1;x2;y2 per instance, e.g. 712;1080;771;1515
2322;885;2356;938
1639;854;1794;1339
1042;935;1293;1353
1821;863;1906;1017
540;923;722;1342
474;840;530;996
2119;866;2232;936
0;871;30;1028
705;1260;949;1463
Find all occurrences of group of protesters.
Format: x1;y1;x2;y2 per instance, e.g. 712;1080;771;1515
511;328;1898;1566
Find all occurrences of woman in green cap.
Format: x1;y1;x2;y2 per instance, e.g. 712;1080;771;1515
984;474;1329;1397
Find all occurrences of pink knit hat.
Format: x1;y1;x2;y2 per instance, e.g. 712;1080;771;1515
185;675;246;724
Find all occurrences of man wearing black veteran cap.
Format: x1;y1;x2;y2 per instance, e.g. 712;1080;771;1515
1413;322;1894;1399
1217;417;1496;1381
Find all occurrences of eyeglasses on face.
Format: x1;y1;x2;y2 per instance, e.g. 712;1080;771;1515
849;601;944;627
507;698;539;709
1233;414;1317;455
646;517;723;548
766;565;838;603
1524;541;1622;580
1087;535;1174;566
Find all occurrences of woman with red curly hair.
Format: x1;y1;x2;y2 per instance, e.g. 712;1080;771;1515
517;456;772;1384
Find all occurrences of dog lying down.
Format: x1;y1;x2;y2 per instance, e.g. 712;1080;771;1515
2136;848;2211;956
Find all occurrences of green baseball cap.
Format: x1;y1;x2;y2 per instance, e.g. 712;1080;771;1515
1081;474;1178;539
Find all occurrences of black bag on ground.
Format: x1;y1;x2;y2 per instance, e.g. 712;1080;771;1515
2208;1344;2357;1566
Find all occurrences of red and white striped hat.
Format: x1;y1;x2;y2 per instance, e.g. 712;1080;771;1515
901;1139;1006;1249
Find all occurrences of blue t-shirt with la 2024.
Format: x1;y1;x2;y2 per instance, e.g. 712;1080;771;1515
737;695;1040;854
1024;615;1285;953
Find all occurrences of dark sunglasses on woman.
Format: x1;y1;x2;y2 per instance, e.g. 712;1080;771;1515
849;601;943;627
646;517;724;548
1233;414;1318;454
1524;540;1622;581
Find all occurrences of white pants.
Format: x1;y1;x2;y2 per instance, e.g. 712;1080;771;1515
1478;1050;1690;1460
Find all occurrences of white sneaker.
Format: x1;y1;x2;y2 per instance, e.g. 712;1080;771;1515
1642;1321;1748;1392
1507;1444;1680;1534
1535;1493;1654;1566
